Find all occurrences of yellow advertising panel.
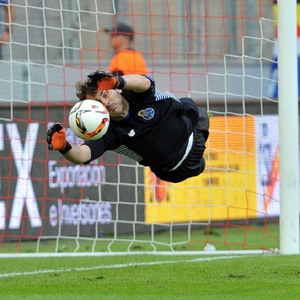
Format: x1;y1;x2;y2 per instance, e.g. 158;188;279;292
145;116;257;224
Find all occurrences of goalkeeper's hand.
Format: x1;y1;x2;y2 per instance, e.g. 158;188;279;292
86;70;126;91
47;123;71;154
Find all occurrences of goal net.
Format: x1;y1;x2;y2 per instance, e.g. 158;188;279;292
0;0;290;255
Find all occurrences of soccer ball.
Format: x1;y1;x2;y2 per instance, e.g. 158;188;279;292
68;100;110;140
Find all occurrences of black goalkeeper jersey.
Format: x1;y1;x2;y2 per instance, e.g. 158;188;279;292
84;76;199;171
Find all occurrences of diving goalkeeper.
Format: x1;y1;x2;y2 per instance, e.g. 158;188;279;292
47;71;209;183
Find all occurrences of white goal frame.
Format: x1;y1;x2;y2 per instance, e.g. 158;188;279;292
278;0;299;255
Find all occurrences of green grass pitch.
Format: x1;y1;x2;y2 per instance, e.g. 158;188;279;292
0;254;300;299
0;223;297;299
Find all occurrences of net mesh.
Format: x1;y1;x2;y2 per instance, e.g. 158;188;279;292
0;0;279;254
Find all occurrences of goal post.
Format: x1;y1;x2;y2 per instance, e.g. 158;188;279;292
278;0;299;255
0;0;298;256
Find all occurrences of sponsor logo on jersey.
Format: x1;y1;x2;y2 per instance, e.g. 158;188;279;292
128;129;135;137
138;108;155;120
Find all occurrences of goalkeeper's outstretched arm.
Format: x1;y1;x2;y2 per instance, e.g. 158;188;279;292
62;143;91;165
86;70;151;93
47;123;91;164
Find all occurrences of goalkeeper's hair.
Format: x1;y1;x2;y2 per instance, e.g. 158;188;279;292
75;80;97;100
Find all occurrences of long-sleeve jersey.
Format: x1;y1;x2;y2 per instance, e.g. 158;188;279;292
84;76;199;171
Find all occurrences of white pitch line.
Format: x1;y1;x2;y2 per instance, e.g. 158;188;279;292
0;255;245;278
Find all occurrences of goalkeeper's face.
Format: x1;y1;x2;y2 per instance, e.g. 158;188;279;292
88;89;129;121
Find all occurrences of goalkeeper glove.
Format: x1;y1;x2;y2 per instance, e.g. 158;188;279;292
47;123;72;154
86;70;126;91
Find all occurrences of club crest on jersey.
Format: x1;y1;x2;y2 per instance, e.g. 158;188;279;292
138;108;154;120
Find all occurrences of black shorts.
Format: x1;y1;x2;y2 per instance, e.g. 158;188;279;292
153;107;210;183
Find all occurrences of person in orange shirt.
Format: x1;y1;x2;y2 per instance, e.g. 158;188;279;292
104;23;149;76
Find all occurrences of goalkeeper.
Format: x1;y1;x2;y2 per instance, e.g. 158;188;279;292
47;71;209;183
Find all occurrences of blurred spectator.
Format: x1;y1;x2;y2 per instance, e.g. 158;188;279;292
104;22;149;76
0;0;14;59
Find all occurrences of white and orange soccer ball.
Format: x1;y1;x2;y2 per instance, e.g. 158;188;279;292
68;100;110;140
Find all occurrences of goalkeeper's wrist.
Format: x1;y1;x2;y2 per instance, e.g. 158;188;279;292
59;141;72;155
115;76;127;89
